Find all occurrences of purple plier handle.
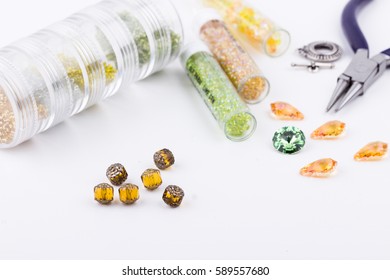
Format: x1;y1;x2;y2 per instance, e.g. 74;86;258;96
327;0;389;112
343;0;390;55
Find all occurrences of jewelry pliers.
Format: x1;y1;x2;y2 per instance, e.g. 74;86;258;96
327;0;390;112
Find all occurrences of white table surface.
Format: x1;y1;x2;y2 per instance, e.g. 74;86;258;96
0;0;389;259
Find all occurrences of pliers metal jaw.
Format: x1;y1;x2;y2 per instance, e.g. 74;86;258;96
327;49;389;112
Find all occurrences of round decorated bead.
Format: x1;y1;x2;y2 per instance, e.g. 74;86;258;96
162;185;184;208
106;163;128;186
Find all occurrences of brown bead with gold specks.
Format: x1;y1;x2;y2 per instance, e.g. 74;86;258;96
162;185;184;208
106;163;128;186
153;149;175;170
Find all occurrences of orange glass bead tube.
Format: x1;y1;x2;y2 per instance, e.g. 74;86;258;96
200;17;269;104
203;0;290;56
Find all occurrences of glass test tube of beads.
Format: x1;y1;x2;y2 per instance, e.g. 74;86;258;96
0;0;183;148
203;0;290;57
199;13;270;104
180;43;257;141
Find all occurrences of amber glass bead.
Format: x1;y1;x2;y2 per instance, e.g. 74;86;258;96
94;183;114;204
311;120;346;140
300;158;338;178
141;169;162;190
354;141;388;161
162;185;184;208
154;149;175;170
118;184;140;204
270;102;304;120
106;163;128;186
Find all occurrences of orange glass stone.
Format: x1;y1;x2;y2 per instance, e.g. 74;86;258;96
354;141;388;161
311;120;346;140
270;102;304;120
300;158;337;178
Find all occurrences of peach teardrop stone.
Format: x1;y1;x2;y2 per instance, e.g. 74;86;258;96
354;142;388;161
300;158;338;178
311;120;346;139
270;102;304;120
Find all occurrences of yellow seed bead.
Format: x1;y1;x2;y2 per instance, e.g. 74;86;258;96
103;62;117;83
266;35;282;55
141;169;162;190
118;184;140;204
162;185;184;208
153;148;175;170
239;76;266;102
94;183;114;204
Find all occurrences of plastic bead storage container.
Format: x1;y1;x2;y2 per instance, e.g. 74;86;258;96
0;0;183;148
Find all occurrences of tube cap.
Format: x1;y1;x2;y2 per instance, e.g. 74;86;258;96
180;41;211;68
193;9;223;35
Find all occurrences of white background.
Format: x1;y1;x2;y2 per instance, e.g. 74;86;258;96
0;0;389;260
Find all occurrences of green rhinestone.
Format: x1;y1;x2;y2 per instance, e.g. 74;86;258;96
272;126;306;154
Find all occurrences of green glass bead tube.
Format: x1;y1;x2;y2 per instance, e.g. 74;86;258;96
180;43;257;141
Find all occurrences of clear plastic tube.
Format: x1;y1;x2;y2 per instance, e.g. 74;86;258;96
0;0;183;148
199;16;270;104
180;43;257;141
203;0;290;57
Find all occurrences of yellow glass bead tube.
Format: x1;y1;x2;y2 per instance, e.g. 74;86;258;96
203;0;290;56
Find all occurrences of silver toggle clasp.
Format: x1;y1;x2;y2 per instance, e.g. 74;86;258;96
291;61;335;73
298;41;343;62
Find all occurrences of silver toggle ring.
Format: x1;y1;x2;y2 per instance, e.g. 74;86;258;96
298;41;343;62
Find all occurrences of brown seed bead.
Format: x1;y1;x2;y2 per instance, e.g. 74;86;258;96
118;184;140;204
106;163;128;186
141;169;162;190
153;149;175;170
162;185;184;208
94;183;114;204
